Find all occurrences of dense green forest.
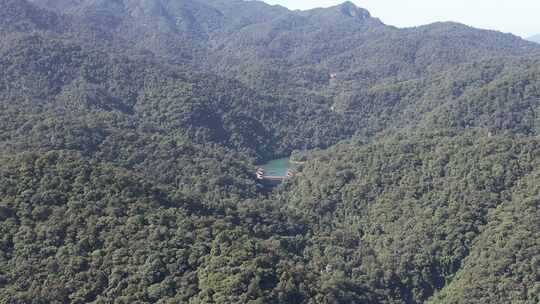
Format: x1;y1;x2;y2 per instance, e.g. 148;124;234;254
0;0;539;303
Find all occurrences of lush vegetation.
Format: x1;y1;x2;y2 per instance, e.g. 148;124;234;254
0;0;539;303
279;132;540;303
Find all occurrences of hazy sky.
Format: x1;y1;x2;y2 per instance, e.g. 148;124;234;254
262;0;539;38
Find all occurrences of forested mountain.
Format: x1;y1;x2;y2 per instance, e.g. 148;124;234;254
0;0;539;303
279;132;540;303
24;0;540;90
14;0;540;139
0;31;357;160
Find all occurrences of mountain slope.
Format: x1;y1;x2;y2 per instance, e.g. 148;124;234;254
334;55;540;137
0;31;356;160
429;168;540;304
0;151;310;303
0;0;63;32
1;1;540;304
26;0;540;88
18;0;540;140
279;132;540;303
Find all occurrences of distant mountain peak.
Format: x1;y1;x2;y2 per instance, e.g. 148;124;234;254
338;1;371;19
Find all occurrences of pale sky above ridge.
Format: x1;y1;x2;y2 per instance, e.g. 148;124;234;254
262;0;540;38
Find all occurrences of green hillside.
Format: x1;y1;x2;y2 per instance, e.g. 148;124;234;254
0;0;539;303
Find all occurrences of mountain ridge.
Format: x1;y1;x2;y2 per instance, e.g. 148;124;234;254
23;0;539;68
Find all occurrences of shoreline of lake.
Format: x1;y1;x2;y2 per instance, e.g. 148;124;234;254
258;157;298;177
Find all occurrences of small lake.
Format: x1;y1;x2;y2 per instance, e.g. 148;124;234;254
259;157;296;177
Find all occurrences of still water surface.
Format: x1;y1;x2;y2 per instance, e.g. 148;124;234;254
259;157;295;176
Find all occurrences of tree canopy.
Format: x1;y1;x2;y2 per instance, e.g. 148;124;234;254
0;0;539;303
